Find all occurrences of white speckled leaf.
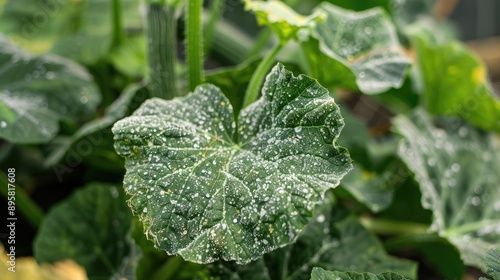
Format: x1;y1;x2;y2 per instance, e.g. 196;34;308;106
395;109;500;271
308;3;410;94
485;248;500;280
210;202;417;279
112;63;352;264
311;268;411;280
0;35;100;144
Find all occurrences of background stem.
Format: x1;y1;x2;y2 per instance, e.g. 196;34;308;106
147;2;178;99
110;0;125;50
186;0;205;91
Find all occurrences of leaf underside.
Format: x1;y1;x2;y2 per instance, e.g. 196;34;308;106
395;109;500;271
112;63;352;264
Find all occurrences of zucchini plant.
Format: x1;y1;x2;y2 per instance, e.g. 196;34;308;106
0;0;499;279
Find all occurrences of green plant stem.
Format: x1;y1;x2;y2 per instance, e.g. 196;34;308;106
110;0;125;50
147;2;178;99
186;0;204;91
0;172;44;229
359;216;429;236
203;0;224;55
243;42;284;107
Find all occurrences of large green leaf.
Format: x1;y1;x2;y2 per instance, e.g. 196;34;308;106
244;0;323;43
112;63;352;264
310;268;410;280
395;110;500;271
410;28;500;132
34;183;136;279
0;35;100;143
306;3;409;94
210;201;417;279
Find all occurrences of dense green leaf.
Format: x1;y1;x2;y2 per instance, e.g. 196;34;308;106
395;110;500;271
44;83;147;167
410;28;500;132
34;183;136;279
485;248;500;280
306;3;409;94
211;201;417;279
112;63;352;264
310;267;410;280
0;35;100;143
244;0;322;43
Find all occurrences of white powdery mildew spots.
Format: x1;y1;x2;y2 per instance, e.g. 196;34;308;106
112;63;352;264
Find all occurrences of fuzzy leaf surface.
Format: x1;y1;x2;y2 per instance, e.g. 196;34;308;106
112;63;352;264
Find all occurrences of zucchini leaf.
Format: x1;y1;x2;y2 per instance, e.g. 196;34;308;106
306;3;410;94
210;201;417;279
112;63;352;264
310;267;410;280
395;109;500;271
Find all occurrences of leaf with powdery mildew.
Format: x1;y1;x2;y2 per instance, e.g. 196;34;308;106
112;63;352;264
484;248;500;280
306;3;410;94
395;109;500;271
310;268;411;280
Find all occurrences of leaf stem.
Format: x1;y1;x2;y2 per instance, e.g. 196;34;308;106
0;172;44;228
359;216;429;236
110;0;125;50
186;0;204;91
243;42;284;107
146;2;178;99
